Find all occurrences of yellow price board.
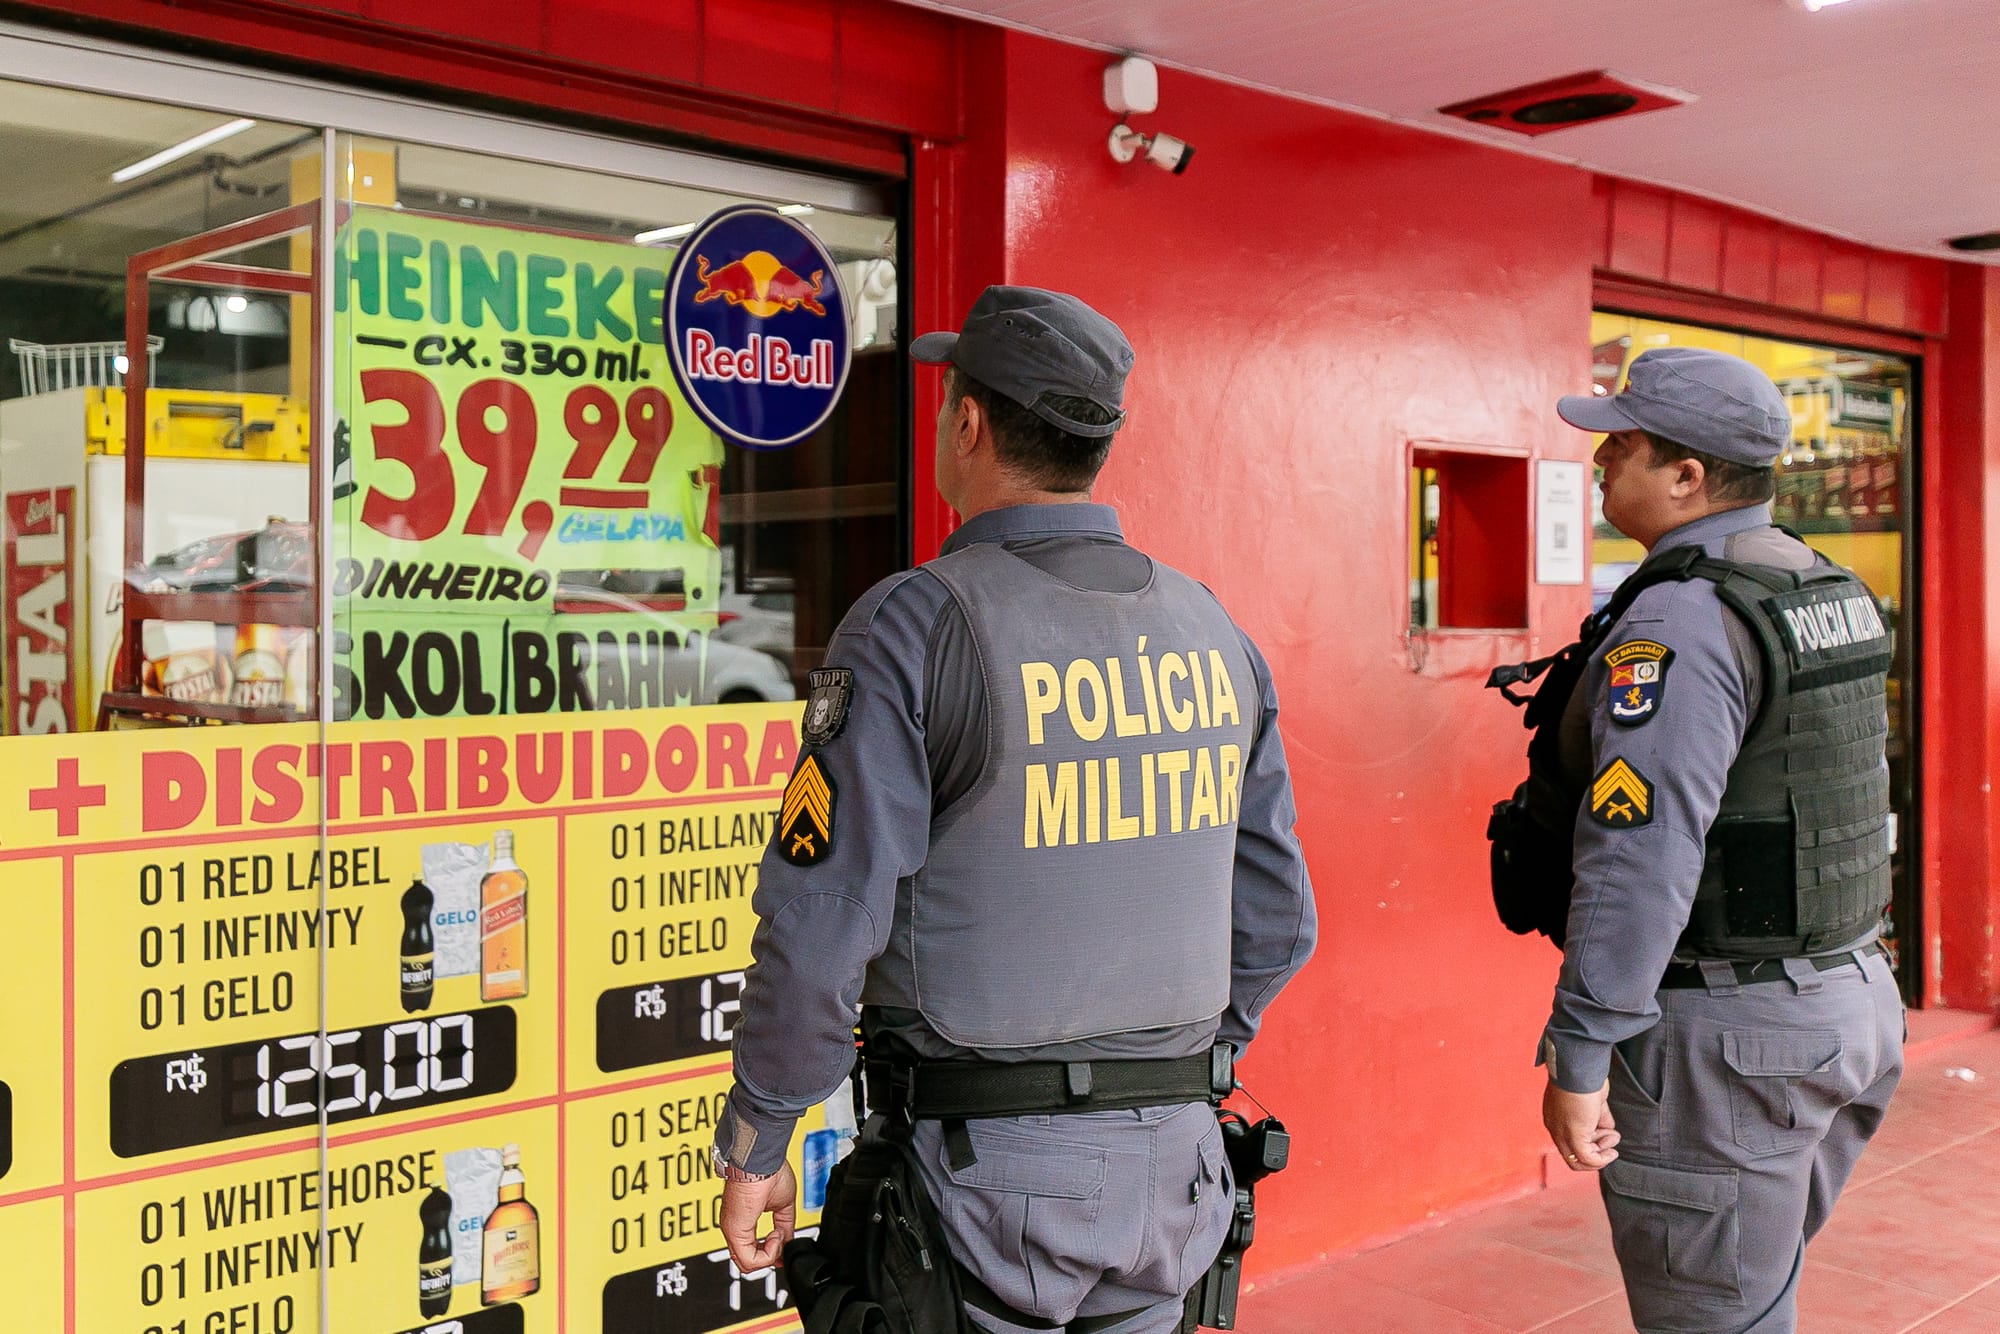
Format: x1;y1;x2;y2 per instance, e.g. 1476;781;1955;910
0;856;63;1195
565;1073;818;1333
0;703;815;1331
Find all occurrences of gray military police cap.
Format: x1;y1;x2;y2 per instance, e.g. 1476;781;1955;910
1557;346;1791;467
911;285;1132;438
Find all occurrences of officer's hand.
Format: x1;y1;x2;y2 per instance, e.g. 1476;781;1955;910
1543;1079;1620;1172
720;1163;799;1273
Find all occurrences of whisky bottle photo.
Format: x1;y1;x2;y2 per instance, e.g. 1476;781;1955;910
480;1143;541;1304
480;831;528;1002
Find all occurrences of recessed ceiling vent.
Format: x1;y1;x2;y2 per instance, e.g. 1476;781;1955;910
1439;70;1689;136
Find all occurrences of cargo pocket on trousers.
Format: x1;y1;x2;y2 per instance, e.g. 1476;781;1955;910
1174;1120;1231;1294
1722;1030;1844;1157
1608;1036;1666;1158
940;1126;1107;1317
1602;1160;1742;1308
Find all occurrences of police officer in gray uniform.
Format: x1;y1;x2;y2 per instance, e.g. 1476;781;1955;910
712;285;1316;1332
1536;348;1905;1333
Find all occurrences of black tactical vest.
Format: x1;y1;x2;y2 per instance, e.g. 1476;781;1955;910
1490;540;1892;959
1682;557;1892;957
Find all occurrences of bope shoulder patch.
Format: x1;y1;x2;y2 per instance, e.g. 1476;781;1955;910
1604;639;1673;728
778;754;836;866
802;668;853;746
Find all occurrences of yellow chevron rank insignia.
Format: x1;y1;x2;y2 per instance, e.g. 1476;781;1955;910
778;754;836;866
1589;758;1653;829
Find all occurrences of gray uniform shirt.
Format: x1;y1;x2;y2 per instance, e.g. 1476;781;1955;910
1540;502;1841;1094
717;503;1317;1173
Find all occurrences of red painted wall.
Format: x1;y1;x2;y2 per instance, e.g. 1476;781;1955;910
956;27;2000;1275
1592;178;1947;335
11;0;961;171
964;29;1602;1269
1937;268;2000;1010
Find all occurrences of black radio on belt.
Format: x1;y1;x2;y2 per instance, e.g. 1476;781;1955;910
1182;1109;1290;1331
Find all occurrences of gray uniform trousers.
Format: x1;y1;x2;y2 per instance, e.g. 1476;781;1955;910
1600;949;1904;1333
907;1102;1234;1334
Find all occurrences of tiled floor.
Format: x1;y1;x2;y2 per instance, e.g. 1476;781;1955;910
1239;1010;2000;1333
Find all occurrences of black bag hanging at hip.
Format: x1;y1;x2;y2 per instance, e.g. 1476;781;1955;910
1483;547;1721;947
783;1122;966;1334
1483;640;1592;947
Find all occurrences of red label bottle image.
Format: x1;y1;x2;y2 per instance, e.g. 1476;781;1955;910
480;831;527;1002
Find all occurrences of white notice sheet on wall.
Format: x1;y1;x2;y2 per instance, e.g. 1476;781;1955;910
1536;459;1587;585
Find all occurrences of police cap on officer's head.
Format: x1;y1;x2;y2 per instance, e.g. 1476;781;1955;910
911;285;1133;438
1557;346;1790;468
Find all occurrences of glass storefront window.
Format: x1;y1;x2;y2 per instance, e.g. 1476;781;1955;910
1587;312;1918;994
328;135;901;723
0;83;320;731
0;45;903;1330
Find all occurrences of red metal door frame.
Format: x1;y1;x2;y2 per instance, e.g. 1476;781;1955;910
110;200;322;725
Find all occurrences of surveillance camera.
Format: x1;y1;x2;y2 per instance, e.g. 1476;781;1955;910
1144;132;1193;175
1107;124;1195;175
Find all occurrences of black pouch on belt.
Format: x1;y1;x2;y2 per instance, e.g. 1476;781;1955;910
784;1121;966;1334
1487;788;1576;947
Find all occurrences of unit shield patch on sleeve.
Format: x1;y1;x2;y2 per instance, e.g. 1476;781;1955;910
1603;639;1673;728
802;668;853;746
778;753;836;866
1589;758;1653;828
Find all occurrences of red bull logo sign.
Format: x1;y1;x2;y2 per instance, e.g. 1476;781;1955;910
693;251;827;316
665;207;851;450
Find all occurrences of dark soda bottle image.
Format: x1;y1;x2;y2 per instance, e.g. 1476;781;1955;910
401;879;436;1013
419;1183;454;1316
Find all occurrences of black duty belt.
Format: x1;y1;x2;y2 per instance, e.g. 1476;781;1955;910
864;1047;1232;1121
1658;940;1886;990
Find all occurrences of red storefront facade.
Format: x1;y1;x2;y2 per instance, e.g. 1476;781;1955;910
7;0;1999;1286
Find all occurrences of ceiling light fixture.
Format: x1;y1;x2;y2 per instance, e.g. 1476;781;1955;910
1789;0;1858;10
110;118;257;183
634;222;698;245
637;203;814;245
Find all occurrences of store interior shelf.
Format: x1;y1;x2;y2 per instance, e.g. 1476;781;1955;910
123;589;316;627
96;693;303;727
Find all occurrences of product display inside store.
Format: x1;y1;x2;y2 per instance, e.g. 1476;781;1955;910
0;82;902;733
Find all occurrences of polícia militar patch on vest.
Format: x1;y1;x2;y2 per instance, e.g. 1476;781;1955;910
778;754;836;866
802;668;853;746
1763;583;1893;690
1603;639;1673;728
1589;758;1653;828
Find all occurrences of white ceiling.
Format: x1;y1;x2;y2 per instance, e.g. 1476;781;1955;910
902;0;2000;262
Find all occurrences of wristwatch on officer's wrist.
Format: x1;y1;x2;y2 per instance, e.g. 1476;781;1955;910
711;1143;776;1184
